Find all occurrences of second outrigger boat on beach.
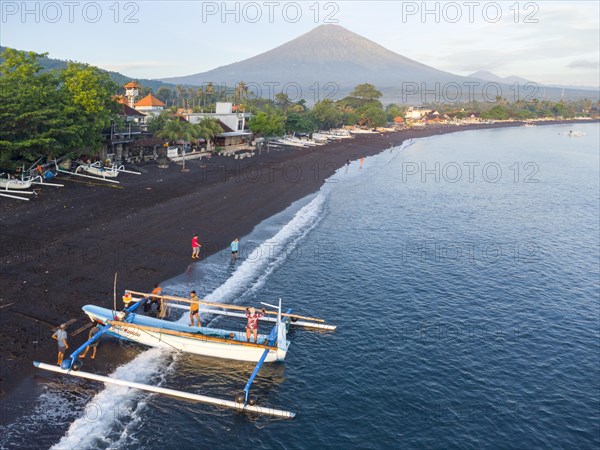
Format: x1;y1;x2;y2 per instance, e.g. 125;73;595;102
34;289;336;418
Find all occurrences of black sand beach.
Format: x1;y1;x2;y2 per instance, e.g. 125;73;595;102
0;119;594;401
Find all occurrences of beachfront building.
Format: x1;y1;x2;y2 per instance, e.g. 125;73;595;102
123;81;142;108
134;94;166;118
183;102;250;133
405;107;432;120
182;102;253;151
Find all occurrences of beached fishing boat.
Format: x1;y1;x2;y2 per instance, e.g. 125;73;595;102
76;161;121;178
34;289;336;418
0;176;33;190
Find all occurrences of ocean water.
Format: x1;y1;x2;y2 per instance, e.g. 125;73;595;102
1;123;598;449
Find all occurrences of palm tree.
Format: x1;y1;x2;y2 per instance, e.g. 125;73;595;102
196;87;204;112
195;117;223;151
156;118;200;170
234;81;248;105
176;85;184;109
205;82;215;111
187;87;196;110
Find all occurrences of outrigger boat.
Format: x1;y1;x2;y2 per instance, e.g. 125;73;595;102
34;289;336;418
76;161;141;180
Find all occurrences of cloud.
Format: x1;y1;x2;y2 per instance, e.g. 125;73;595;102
567;59;599;69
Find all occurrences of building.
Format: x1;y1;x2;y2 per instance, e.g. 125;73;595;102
183;102;253;149
123;81;142;108
184;102;249;133
405;107;432;120
134;94;166;118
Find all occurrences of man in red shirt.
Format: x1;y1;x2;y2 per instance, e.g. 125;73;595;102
191;234;201;259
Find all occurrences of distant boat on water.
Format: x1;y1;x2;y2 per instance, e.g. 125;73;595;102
562;130;586;137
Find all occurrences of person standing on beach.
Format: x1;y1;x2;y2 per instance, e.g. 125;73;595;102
52;323;68;366
80;325;101;359
231;238;239;261
189;290;201;327
245;307;266;343
192;234;201;259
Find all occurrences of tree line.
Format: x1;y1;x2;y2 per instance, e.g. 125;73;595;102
0;49;118;169
2;48;596;168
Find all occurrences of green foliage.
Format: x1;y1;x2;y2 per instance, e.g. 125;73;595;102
285;112;315;133
248;106;285;137
146;111;172;133
427;98;592;120
275;92;292;112
310;99;342;129
156;86;173;105
0;49;118;167
481;105;510;120
155;116;223;149
386;104;405;121
195;117;223;142
350;83;382;101
357;103;387;127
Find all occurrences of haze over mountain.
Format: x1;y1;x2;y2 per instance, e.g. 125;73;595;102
468;70;533;85
160;24;493;102
162;25;463;88
159;25;597;103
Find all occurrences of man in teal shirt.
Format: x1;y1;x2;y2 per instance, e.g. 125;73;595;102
231;238;239;261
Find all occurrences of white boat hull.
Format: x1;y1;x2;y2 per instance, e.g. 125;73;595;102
79;165;119;178
0;178;32;190
83;305;288;362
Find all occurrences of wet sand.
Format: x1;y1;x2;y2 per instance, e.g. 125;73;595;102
0;119;594;400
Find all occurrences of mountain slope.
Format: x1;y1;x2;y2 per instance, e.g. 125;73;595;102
468;70;533;85
0;46;174;92
160;24;467;89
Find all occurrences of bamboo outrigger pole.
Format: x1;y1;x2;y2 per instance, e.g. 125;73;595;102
33;362;295;419
125;290;326;323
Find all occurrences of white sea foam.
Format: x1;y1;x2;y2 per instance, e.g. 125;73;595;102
50;192;327;448
205;193;326;305
51;348;167;449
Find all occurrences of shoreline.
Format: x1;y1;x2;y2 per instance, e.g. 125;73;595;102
0;118;595;402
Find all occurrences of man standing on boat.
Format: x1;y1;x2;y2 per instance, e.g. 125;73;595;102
80;324;101;360
52;323;68;366
189;291;201;327
150;283;163;317
231;238;239;261
245;307;266;343
191;234;201;259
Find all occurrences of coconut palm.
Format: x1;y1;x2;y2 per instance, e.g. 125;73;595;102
195;117;223;150
205;82;215;111
187;87;196;110
176;85;184;109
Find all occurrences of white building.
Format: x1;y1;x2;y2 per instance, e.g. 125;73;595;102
134;94;166;118
405;107;432;120
184;102;249;132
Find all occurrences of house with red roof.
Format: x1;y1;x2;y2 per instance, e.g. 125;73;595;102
134;94;166;117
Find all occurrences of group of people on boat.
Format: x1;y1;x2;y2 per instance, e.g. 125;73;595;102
186;289;265;342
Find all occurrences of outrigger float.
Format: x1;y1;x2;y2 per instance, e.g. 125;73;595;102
34;290;336;419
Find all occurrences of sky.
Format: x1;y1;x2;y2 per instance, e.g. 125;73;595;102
1;0;599;87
